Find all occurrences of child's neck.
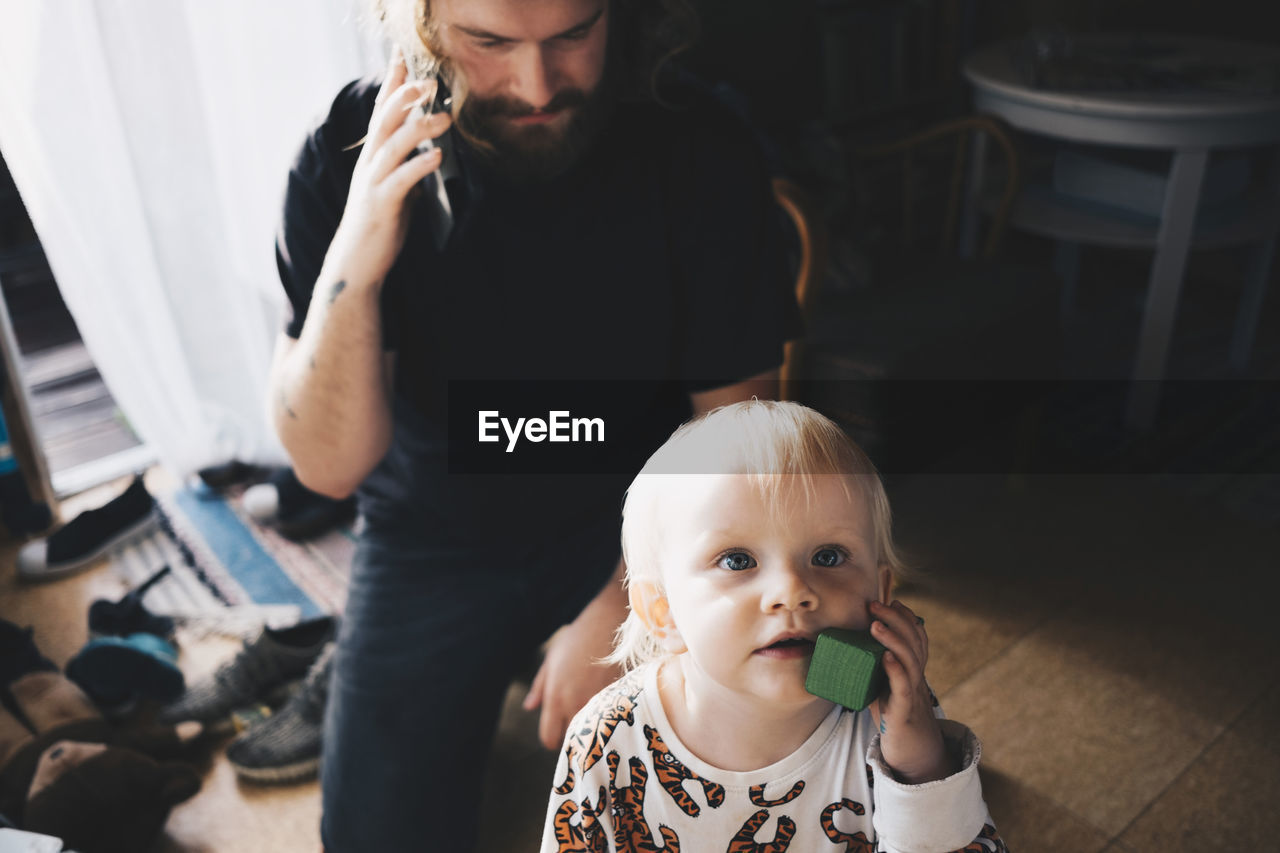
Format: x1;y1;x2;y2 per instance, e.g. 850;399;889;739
657;657;835;772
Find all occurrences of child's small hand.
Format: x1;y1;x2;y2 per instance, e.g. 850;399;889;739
868;599;954;784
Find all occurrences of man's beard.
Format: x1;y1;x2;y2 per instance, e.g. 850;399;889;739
456;81;613;185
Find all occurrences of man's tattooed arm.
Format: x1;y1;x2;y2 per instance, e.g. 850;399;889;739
277;387;298;420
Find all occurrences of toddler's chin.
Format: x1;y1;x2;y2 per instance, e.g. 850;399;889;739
756;672;825;709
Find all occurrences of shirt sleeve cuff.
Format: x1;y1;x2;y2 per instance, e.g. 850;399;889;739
866;719;990;853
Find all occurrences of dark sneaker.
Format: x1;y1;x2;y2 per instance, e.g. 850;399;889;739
156;616;335;734
87;564;176;640
16;474;157;582
226;641;334;783
242;467;354;540
240;469;285;522
65;632;185;709
196;460;263;490
0;620;58;689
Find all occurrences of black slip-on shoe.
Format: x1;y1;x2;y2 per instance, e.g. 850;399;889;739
16;475;157;582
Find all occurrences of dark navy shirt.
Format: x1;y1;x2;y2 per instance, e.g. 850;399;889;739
276;77;798;551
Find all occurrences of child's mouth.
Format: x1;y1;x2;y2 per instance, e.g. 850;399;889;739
757;638;815;659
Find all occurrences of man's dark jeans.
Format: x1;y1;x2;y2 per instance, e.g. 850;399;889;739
320;521;619;851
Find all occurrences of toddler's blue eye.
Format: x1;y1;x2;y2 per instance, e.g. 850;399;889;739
719;552;756;571
813;548;844;568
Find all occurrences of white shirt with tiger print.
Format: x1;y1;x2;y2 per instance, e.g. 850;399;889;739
541;663;1007;853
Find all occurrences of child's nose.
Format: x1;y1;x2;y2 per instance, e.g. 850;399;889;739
762;563;819;612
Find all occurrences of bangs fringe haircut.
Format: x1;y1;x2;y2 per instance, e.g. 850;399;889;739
608;400;907;672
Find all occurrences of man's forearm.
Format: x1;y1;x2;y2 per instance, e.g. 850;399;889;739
271;273;393;498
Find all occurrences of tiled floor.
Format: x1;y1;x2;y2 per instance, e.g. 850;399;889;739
3;469;1277;852
897;473;1280;852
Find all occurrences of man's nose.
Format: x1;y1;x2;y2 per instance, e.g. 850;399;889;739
510;45;556;110
762;562;819;613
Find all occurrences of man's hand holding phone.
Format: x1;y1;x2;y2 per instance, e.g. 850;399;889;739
328;45;452;291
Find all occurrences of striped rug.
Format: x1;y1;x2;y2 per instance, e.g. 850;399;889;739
110;482;353;631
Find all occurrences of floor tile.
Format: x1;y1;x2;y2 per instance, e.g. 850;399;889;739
978;765;1111;853
1226;678;1280;759
0;558;129;665
478;682;560;852
1118;722;1280;851
160;758;321;853
940;584;1277;838
1048;586;1279;718
895;574;1060;697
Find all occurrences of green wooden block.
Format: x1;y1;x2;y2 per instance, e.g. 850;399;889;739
804;628;886;711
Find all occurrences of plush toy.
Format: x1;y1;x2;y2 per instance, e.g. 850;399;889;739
0;620;202;853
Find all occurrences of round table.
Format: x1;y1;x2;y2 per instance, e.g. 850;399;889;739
963;34;1280;427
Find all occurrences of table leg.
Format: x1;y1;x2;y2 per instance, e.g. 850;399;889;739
1230;148;1280;371
1231;237;1276;370
1126;147;1209;430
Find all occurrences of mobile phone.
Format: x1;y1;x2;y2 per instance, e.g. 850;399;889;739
412;73;453;156
399;51;456;247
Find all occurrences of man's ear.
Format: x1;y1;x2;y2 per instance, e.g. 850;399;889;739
629;580;687;654
877;564;893;605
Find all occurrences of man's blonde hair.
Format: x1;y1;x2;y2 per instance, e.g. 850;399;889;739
366;0;462;105
609;400;906;671
366;0;699;113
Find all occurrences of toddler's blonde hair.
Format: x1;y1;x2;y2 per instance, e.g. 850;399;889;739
609;400;905;671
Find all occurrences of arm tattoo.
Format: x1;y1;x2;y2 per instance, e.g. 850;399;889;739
326;279;348;305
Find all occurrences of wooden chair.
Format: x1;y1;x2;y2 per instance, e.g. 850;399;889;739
772;114;1061;474
771;177;828;402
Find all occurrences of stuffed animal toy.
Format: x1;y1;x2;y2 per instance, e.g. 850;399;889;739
0;620;202;853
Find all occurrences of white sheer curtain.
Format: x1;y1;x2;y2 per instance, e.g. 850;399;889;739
0;0;384;475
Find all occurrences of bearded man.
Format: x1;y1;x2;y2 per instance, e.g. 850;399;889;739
268;1;797;848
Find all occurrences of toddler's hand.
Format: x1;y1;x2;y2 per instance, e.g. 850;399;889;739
868;599;954;784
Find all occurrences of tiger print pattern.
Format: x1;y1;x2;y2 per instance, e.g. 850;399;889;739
554;671;644;795
819;799;874;852
543;668;1008;852
948;823;1010;853
748;781;804;807
551;795;609;853
644;724;726;816
607;750;680;852
726;810;796;853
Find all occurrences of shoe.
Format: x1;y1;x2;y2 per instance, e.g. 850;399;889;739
196;460;261;490
0;620;58;688
240;469;284;522
226;641;334;783
65;632;185;709
243;467;354;541
87;564;176;640
156;616;335;734
16;474;157;582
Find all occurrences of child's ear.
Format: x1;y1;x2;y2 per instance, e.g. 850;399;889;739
629;580;687;654
877;564;893;605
